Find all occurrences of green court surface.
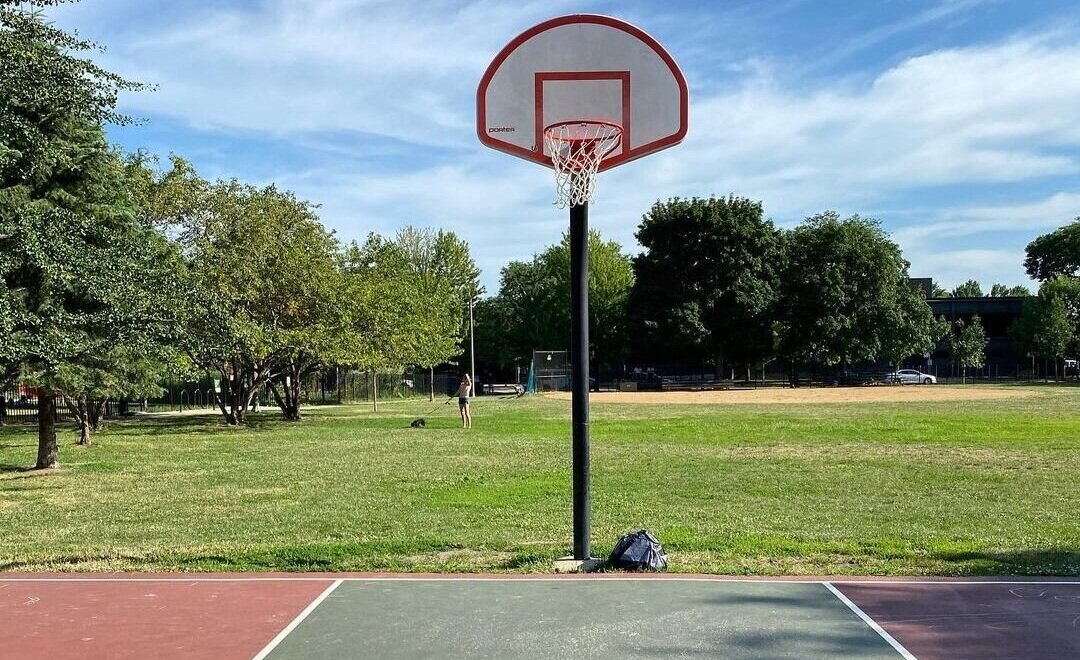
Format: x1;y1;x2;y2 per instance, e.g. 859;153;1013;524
265;580;902;659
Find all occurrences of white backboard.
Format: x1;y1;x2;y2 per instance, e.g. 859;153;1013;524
477;14;689;172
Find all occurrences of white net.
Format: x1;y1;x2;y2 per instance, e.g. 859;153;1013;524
543;121;623;208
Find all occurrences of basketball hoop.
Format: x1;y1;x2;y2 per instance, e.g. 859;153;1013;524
543;121;623;208
478;14;688;564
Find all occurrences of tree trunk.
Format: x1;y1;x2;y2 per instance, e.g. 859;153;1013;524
90;400;106;432
271;377;303;421
288;376;302;420
372;371;379;412
65;395;94;447
429;366;434;402
77;399;93;446
78;419;92;446
36;391;58;469
214;370;238;425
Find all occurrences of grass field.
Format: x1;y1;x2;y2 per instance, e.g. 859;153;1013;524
1;385;1078;575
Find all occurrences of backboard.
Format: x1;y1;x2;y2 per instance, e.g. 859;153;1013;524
477;14;689;173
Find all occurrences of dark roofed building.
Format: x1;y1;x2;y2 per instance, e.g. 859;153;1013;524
924;289;1030;378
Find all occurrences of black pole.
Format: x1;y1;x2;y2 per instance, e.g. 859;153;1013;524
570;200;591;560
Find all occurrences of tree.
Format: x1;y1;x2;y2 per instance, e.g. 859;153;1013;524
777;212;935;382
1024;219;1080;281
989;283;1031;297
1;0;154;466
475;230;634;380
630;196;780;378
473;259;552;377
880;283;949;369
139;157;344;425
1039;275;1080;357
948;315;988;383
1033;297;1073;380
539;231;634;378
473;295;520;377
1011;275;1080;379
931;283;950;298
951;280;983;298
340;235;423;411
268;240;348;421
56;348;170;445
391;227;479;399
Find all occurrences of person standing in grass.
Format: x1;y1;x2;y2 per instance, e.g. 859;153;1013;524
457;373;473;429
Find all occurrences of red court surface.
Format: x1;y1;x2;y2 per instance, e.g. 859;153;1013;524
1;574;1078;659
0;576;335;660
837;581;1080;660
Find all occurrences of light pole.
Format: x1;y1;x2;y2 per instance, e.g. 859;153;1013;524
469;290;476;395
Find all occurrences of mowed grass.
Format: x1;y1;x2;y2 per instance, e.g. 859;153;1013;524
1;385;1078;575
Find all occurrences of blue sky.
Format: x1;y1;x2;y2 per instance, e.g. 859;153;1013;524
48;0;1080;292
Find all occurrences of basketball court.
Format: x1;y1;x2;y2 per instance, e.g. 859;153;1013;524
2;574;1079;659
5;11;1072;660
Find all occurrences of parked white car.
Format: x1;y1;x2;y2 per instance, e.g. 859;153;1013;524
885;369;937;384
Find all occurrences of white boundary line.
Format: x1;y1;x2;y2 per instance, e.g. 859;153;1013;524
824;582;917;660
1;576;1079;584
250;579;342;660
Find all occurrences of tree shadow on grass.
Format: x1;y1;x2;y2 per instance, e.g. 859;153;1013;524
929;547;1080;576
105;414;282;437
0;551;147;572
0;464;48;476
170;553;337;571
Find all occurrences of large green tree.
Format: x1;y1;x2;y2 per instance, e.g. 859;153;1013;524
476;230;633;380
538;231;634;377
880;284;950;369
1;1;171;466
341;234;438;410
1024;219;1079;281
385;226;478;399
777;212;938;381
139;157;344;425
1011;275;1080;378
473;260;550;377
630;196;780;378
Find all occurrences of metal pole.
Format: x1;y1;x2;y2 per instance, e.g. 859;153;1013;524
469;292;476;394
570;200;591;560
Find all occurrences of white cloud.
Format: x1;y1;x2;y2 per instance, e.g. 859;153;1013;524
893;192;1080;243
907;249;1029;290
48;2;1080;289
82;0;579;147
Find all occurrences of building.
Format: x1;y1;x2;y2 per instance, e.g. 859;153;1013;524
925;293;1029;378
